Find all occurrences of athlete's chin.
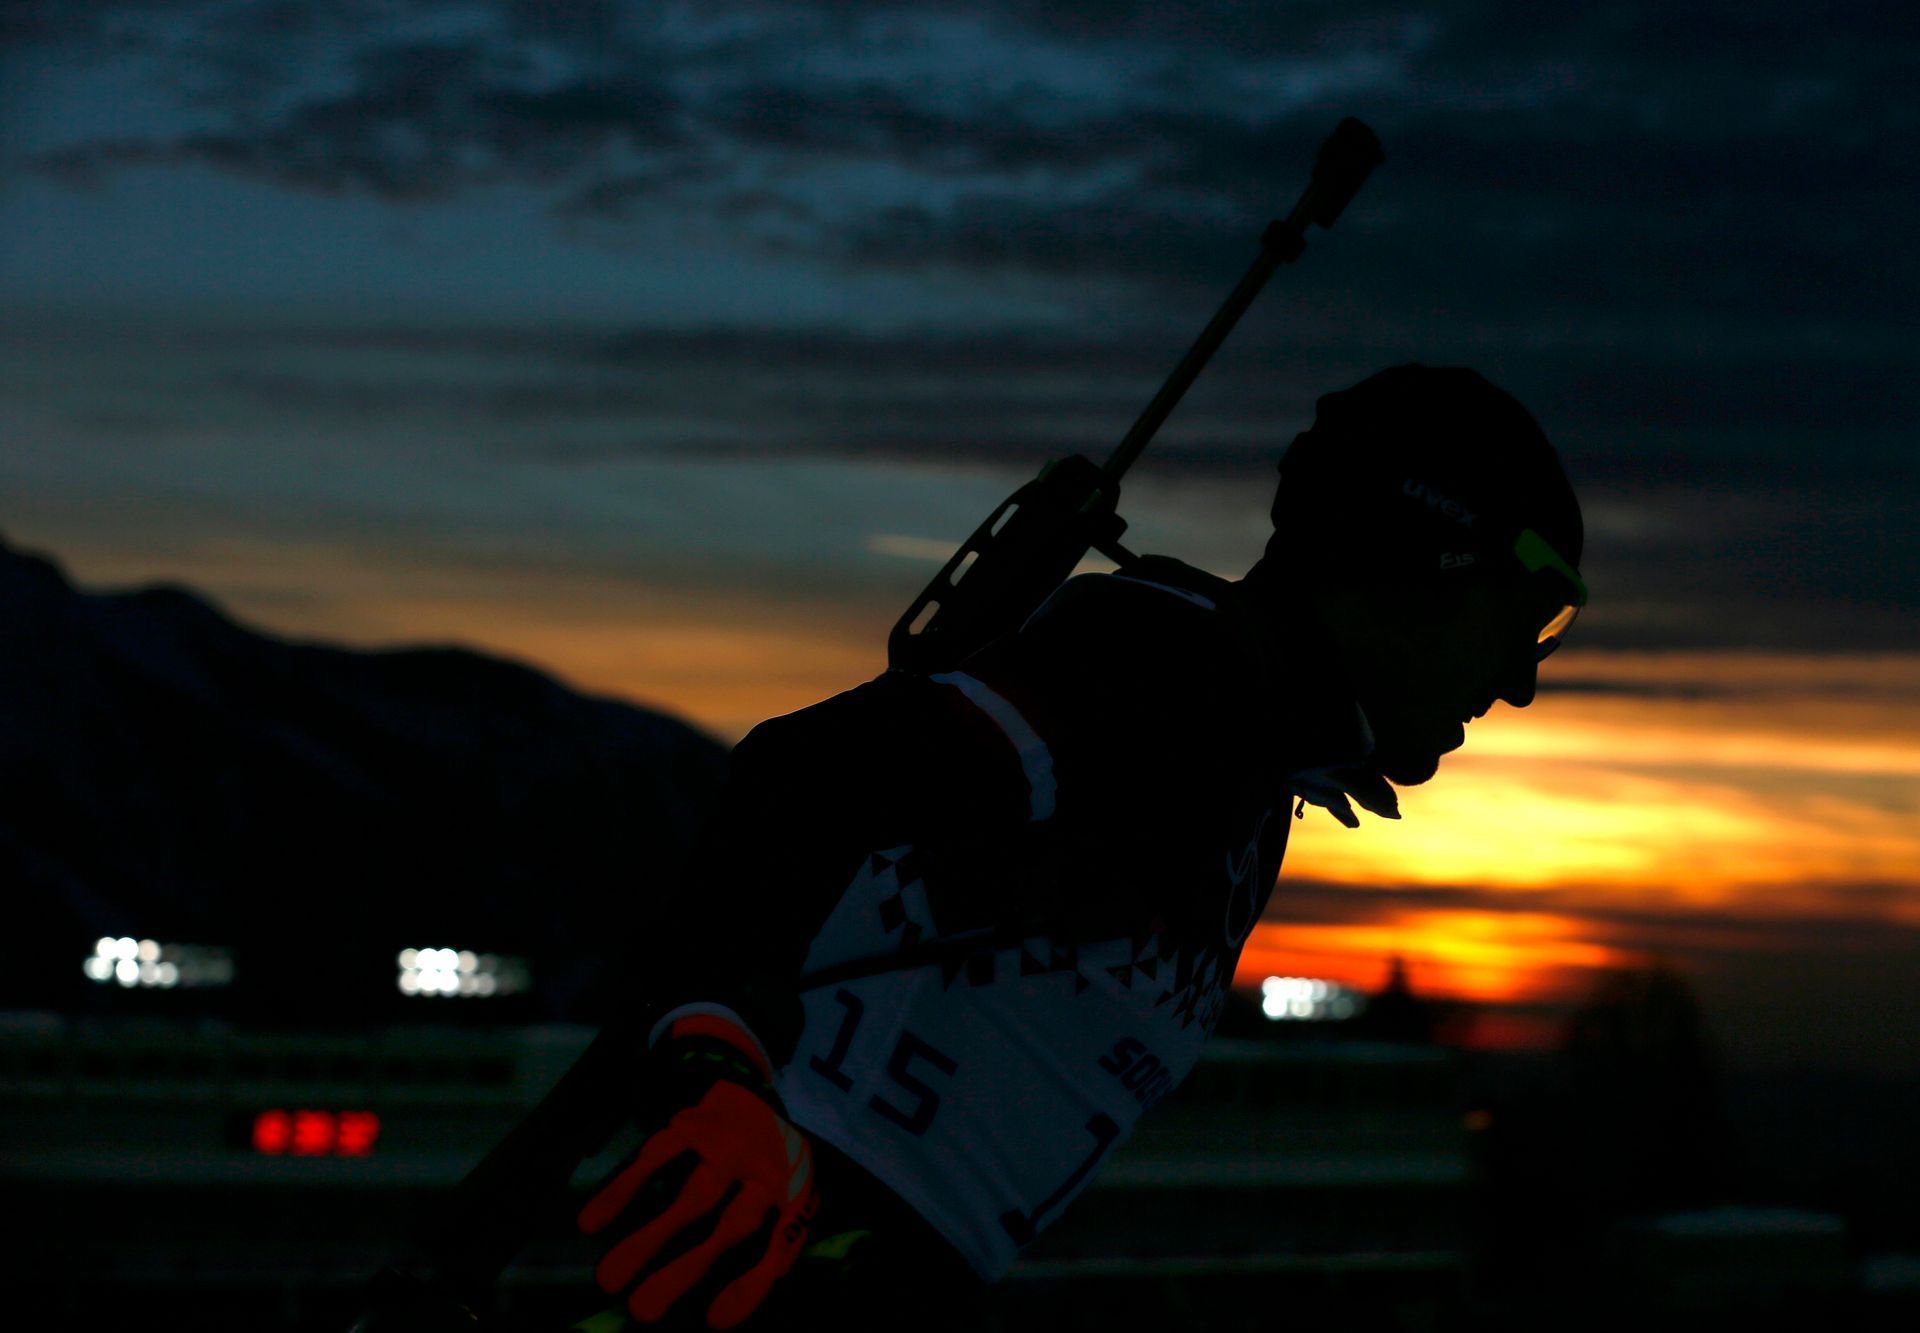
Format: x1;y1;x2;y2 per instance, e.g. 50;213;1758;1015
1375;726;1462;787
1378;751;1442;786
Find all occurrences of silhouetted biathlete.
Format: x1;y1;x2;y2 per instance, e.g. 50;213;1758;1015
580;364;1588;1331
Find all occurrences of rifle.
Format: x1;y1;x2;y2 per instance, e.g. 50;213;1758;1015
344;116;1382;1331
888;116;1384;674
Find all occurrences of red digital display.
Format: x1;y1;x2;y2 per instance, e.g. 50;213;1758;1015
252;1109;291;1154
335;1110;379;1156
252;1109;380;1157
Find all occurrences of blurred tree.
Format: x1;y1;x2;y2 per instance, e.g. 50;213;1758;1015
1562;959;1731;1211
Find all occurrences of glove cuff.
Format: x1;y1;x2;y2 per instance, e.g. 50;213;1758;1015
647;1002;776;1088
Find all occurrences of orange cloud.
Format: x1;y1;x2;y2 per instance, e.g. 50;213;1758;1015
48;534;891;741
1249;650;1920;1022
42;532;1920;967
1281;649;1920;917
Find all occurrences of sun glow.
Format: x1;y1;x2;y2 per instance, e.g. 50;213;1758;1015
1283;654;1920;904
1236;910;1634;1006
37;529;1920;1041
1255;651;1920;1015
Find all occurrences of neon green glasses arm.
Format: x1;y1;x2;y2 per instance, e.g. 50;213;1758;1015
1514;528;1588;606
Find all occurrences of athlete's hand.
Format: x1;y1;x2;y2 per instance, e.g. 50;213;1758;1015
577;1011;820;1330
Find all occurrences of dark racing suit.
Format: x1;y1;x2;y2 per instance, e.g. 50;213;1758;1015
643;554;1374;1322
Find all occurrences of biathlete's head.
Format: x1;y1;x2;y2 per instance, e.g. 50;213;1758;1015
1248;363;1587;786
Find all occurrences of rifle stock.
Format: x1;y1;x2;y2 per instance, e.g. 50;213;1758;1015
886;454;1129;674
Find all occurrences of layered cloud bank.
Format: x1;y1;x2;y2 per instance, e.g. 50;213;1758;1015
1245;649;1920;1068
3;2;1914;1067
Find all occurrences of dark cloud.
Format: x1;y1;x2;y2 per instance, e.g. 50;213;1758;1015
10;0;1917;654
167;323;1919;494
1539;673;1920;702
18;0;1916;330
191;324;1185;469
35;38;693;205
704;81;1129;178
1418;1;1918;73
497;0;626;46
0;0;92;44
1269;876;1920;961
1535;354;1920;440
36;314;1909;652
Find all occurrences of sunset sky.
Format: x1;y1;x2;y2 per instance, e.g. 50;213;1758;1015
3;1;1915;1071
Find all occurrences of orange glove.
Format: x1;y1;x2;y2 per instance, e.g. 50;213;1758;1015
577;1013;820;1330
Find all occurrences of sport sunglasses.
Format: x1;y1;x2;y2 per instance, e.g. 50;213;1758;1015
1514;528;1588;661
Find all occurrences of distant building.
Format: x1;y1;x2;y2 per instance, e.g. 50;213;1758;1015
1353;955;1441;1045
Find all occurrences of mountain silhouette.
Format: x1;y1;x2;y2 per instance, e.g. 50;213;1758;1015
0;533;730;1024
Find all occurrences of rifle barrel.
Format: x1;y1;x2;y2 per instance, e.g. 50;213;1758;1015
1102;117;1382;483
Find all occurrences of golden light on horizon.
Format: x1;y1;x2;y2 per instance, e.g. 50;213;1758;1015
1256;650;1920;1013
1235;909;1634;1006
28;530;1920;1021
1281;655;1920;909
1294;756;1920;901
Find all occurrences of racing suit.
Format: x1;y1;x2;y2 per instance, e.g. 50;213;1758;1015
637;554;1376;1322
